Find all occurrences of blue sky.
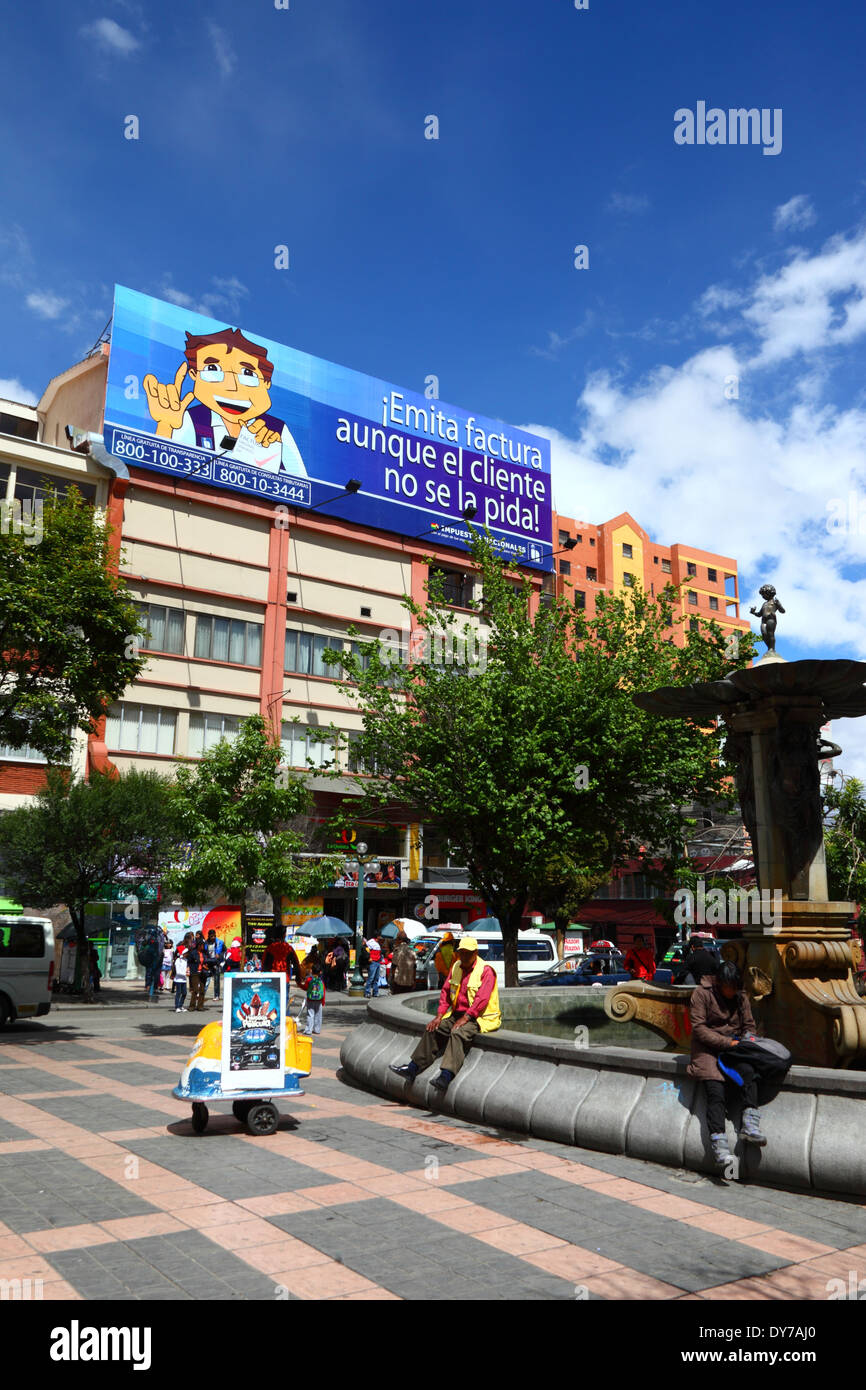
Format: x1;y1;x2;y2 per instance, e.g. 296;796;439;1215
5;0;866;766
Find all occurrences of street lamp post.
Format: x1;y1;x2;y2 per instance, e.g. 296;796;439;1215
346;841;380;996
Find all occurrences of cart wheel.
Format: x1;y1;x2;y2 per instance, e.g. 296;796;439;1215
232;1100;253;1123
246;1102;279;1136
191;1102;209;1134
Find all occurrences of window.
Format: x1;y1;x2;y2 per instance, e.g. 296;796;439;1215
0;739;45;763
188;712;239;757
0;922;44;957
281;720;336;769
287;590;298;603
559;560;571;575
574;590;586;610
0;412;37;442
688;590;698;605
689;618;699;632
558;530;571;546
622;543;633;559
653;556;659;565
661;559;672;573
586;566;597;583
589;537;595;546
576;533;582;543
13;467;95;505
430;567;473;607
707;568;717;583
709;596;719;611
346;730;377;774
132;601;185;654
194;615;262;666
285;629;343;677
105;703;177;755
686;562;697;577
622;572;634;587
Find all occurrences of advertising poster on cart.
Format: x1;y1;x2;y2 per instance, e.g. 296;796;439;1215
220;973;286;1092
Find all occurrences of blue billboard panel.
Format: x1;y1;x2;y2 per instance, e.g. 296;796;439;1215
103;286;553;568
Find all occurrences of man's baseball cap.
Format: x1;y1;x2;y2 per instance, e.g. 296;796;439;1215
457;936;478;953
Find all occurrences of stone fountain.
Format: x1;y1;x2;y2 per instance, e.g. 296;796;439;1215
622;586;866;1067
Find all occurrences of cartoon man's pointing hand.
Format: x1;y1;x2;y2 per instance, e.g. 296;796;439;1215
143;361;194;438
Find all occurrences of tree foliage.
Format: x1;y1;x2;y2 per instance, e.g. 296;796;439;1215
0;487;146;762
0;768;179;996
824;774;866;908
331;531;758;984
163;715;342;933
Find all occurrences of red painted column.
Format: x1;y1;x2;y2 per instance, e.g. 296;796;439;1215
260;517;290;737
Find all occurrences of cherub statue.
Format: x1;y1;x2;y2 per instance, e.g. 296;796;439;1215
750;584;785;653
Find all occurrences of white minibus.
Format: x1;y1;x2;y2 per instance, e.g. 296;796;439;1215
0;916;54;1025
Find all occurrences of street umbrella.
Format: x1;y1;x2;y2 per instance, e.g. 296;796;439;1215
379;921;401;940
304;916;353;939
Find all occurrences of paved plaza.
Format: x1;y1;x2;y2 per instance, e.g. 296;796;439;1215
1;987;865;1302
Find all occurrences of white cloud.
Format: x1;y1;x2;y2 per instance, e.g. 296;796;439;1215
80;17;141;56
774;194;816;234
156;276;249;321
26;291;69;320
524;224;866;783
607;192;650;215
0;378;37;406
207;22;236;78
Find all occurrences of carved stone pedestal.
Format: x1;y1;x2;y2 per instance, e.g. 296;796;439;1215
724;902;866;1068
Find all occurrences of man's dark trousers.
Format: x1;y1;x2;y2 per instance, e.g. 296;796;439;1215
410;1014;480;1077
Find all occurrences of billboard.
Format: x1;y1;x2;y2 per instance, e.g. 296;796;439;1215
103;286;553;569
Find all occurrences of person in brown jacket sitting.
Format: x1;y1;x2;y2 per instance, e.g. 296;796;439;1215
687;960;767;1166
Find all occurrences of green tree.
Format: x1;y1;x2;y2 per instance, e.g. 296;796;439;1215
163;715;342;945
331;531;758;985
0;487;146;762
824;774;866;908
0;768;180;999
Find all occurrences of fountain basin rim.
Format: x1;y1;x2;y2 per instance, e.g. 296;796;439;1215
367;990;866;1098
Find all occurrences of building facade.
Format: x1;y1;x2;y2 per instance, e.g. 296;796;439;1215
2;344;750;952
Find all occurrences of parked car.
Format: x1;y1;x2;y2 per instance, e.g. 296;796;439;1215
520;950;674;988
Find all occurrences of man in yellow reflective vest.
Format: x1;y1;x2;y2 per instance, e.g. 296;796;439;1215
390;936;501;1092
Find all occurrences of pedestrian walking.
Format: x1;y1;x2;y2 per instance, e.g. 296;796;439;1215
434;930;456;988
161;937;173;991
299;965;326;1036
363;933;383;997
262;927;303;984
171;946;189;1012
138;928;162;1003
88;943;102;996
186;933;207;1012
389;930;417;994
390;936;501;1092
204;929;225;1001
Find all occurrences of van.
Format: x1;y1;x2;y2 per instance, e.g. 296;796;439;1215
0;916;54;1025
459;929;558;985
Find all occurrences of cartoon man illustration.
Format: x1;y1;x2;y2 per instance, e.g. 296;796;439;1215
142;327;306;476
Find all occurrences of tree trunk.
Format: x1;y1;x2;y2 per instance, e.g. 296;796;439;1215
501;901;526;988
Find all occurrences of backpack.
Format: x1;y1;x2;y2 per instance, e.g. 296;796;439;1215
306;975;324;1003
137;935;159;967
